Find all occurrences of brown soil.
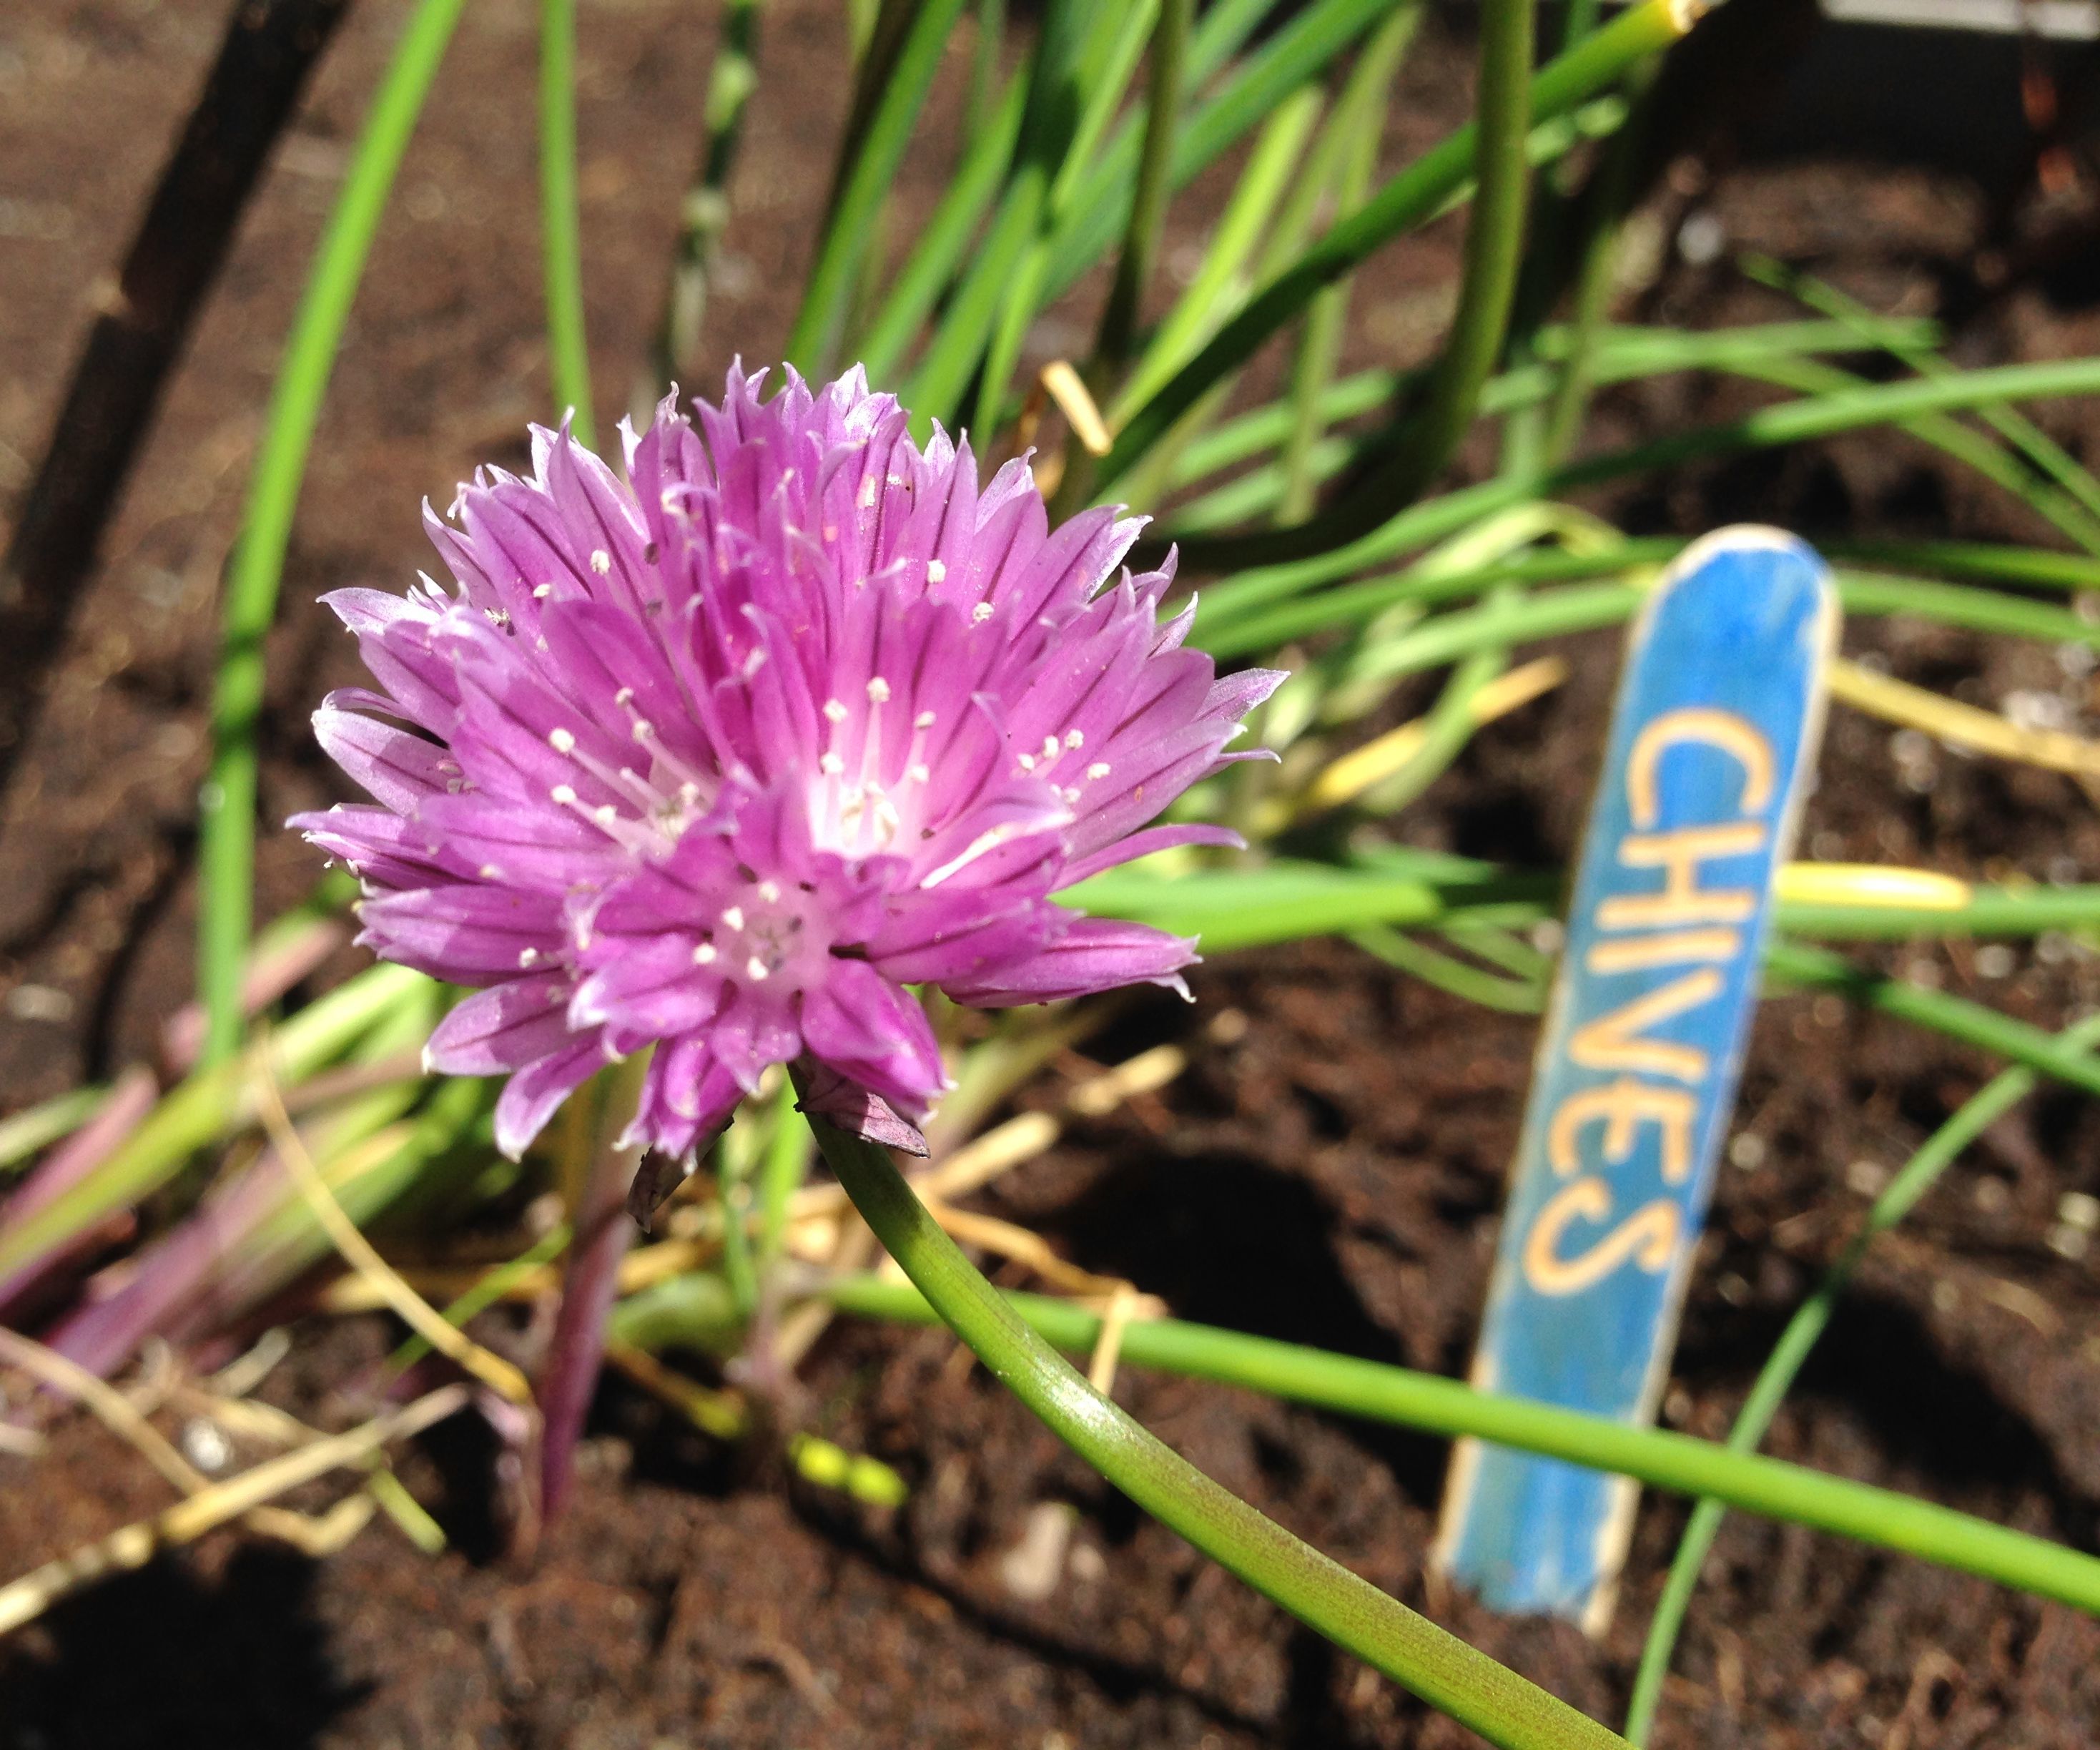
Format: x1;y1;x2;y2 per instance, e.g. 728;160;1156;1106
5;3;2100;1746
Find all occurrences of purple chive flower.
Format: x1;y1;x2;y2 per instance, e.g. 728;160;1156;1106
292;365;1281;1174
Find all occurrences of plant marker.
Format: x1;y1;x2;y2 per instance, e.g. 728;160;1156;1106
1434;526;1837;1630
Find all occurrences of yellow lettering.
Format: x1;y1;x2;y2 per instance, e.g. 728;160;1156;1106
1567;968;1722;1083
1626;708;1775;830
1584;928;1740;974
1596;822;1767;931
1548;1077;1700;1184
1522;1178;1682;1297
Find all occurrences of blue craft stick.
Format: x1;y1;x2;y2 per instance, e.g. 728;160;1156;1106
1433;526;1838;1631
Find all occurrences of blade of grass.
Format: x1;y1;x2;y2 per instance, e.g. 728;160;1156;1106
637;0;763;407
812;1274;2100;1616
539;0;593;444
1277;4;1421;523
972;0;1159;439
964;0;1006;149
1049;0;1196;518
1188;353;2100;629
255;1058;531;1405
784;0;970;378
1109;88;1323;426
1043;0;1388;305
385;1221;572;1380
1768;939;2100;1098
1720;353;2100;556
1356;923;1546;1011
197;0;465;1068
1098;0;1699;491
0;1068;161;1318
1170;319;1945;498
1090;0;1194;384
902;0;1100;434
856;0;1290;385
0;963;428;1282
0;1087;111;1179
1745;252;2100;529
1622;1007;2100;1742
1344;0;1535;511
854;61;1028;384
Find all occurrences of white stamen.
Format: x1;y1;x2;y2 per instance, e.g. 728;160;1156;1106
820;752;845;775
551;783;578;805
533;583;554;599
631;719;654;739
548;727;576;752
858;476;877;509
1087;762;1111;780
594;805;618;825
722;905;745;930
518;948;540;968
480;865;503;880
590;549;611;575
1018;753;1037;771
867;677;891;704
1065;729;1085;749
908;762;931;784
693;941;717;965
745;955;771;982
614;687;634;706
972;602;994;623
1042;735;1060;761
915;710;937;729
757;880;782;903
926;559;946;584
823;698;849;724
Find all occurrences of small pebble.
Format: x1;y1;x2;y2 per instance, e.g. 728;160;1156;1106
179;1418;233;1474
1677;210;1727;265
4;984;73;1023
1000;1501;1075;1603
1727;1133;1768;1171
2003;689;2070;731
2046;1224;2090;1262
2057;1191;2099;1233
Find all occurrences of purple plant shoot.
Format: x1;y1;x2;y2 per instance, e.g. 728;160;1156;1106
292;365;1280;1194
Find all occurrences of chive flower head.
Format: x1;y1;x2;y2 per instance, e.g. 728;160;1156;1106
293;366;1279;1171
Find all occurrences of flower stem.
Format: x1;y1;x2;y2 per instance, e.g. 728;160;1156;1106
801;1095;1627;1750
